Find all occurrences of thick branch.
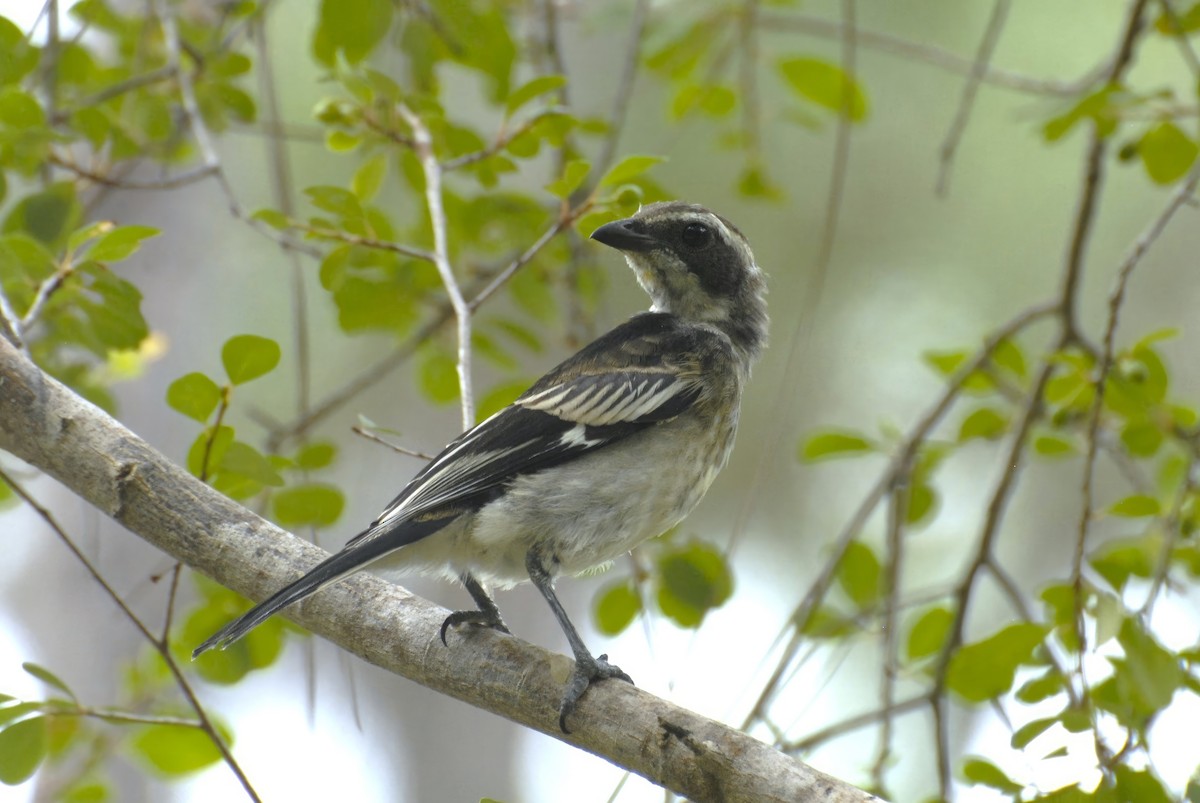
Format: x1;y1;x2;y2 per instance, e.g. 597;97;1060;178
0;337;876;803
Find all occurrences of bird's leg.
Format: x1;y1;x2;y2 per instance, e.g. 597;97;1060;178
525;549;633;733
440;572;511;646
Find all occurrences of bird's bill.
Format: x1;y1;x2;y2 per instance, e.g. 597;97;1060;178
590;218;659;252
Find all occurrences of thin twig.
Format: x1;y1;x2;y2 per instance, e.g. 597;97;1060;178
783;693;931;754
295;221;435;262
351;425;435;460
871;477;908;791
936;0;1011;195
396;101;475;429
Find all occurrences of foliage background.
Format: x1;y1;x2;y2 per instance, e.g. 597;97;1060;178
1;0;1199;801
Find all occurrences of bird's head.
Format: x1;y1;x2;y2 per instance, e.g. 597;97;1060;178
591;201;768;361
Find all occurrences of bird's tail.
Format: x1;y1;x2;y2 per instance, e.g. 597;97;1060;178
191;523;426;659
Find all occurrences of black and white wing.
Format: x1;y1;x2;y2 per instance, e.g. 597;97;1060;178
349;311;712;546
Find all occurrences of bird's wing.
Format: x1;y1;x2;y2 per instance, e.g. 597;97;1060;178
348;313;710;547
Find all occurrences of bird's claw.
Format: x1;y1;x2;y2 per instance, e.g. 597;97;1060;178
439;609;511;646
558;652;634;733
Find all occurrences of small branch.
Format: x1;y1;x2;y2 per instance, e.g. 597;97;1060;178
871;479;908;792
293;219;436;262
396;101;476;429
935;0;1011;196
20;260;75;335
351;425;435;461
783;694;931;754
49;152;219;190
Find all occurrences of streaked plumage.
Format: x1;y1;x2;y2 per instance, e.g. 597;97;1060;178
194;201;768;731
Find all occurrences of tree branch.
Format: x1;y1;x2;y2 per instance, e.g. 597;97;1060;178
0;336;878;803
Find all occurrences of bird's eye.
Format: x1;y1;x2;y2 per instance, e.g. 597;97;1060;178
680;222;712;250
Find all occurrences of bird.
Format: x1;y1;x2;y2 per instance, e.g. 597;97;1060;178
193;200;768;732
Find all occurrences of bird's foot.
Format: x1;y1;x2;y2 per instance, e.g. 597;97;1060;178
439;609;511;647
558;653;634;733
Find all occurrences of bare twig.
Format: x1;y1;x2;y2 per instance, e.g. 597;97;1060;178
351;425;436;460
936;0;1012;195
396;102;475;428
783;693;931;754
871;479;908;791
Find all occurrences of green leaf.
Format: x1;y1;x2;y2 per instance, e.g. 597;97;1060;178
166;373;222;423
598;155;665;188
656;541;733;628
505;74;566;117
1121;419;1163;457
0;715;47;784
800;430;874;461
958;407;1009;442
85;225;159;262
1016;669;1064;703
1107;494;1161;518
21;663;75;701
962;757;1022;794
294;442;337;471
1012;715;1058;749
351;153;388;202
0;87;44;127
907;605;953;661
544;159;590;199
216;441;285;488
251;208;290;230
273;484;345;527
1114;767;1172;803
778;57;868;121
905;482;937;526
1139;121;1198;185
836;541;881;608
992;338;1027;379
1111;618;1184;718
221;335;281;385
1092;538;1157;591
305;185;364;220
130;721;229;776
594;581;642;636
1034;434;1076;457
418;349;460;405
946;622;1047;703
313;0;393;65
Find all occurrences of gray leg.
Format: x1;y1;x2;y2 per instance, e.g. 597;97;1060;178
525;549;633;732
440;572;511;646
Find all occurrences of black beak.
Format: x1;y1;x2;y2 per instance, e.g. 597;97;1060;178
590;218;659;252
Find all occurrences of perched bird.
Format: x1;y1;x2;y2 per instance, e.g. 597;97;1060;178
194;201;768;731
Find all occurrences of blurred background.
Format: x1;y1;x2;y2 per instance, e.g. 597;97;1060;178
2;0;1199;801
